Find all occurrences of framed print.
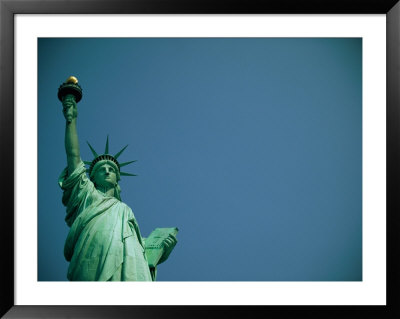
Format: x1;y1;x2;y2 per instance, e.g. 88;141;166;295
2;0;400;318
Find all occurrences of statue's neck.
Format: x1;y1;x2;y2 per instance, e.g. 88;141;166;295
96;185;115;197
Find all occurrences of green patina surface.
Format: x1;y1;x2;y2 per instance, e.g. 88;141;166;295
58;77;177;281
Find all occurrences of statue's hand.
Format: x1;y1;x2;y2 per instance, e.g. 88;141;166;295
62;95;78;123
158;233;177;265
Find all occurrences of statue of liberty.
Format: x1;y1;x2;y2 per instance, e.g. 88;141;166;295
57;76;178;281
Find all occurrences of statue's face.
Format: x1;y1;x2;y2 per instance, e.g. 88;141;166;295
93;163;118;188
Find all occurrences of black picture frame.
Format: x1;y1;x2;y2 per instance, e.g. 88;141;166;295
1;1;399;318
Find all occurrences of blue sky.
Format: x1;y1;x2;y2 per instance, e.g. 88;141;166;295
38;38;362;281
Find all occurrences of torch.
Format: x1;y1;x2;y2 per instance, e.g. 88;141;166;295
58;76;83;122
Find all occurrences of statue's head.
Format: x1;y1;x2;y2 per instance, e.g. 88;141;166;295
85;136;137;200
91;160;120;188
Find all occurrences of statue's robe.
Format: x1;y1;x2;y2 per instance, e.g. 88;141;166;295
58;161;153;281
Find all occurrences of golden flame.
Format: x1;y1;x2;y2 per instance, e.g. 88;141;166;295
66;76;78;84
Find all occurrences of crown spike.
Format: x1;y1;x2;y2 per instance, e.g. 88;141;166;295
120;172;137;177
87;141;98;158
105;135;109;154
114;145;128;160
119;160;137;168
83;160;92;165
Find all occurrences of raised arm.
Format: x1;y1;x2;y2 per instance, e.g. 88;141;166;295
62;94;80;174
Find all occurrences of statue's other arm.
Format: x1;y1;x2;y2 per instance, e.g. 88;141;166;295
62;94;80;174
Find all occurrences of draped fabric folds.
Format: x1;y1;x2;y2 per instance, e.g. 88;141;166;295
58;161;153;281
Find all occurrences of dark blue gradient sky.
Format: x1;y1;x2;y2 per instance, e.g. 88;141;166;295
38;38;362;281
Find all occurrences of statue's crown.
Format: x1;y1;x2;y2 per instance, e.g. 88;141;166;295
84;135;137;179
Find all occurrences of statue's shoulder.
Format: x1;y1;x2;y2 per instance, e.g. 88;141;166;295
119;200;137;218
115;199;131;210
